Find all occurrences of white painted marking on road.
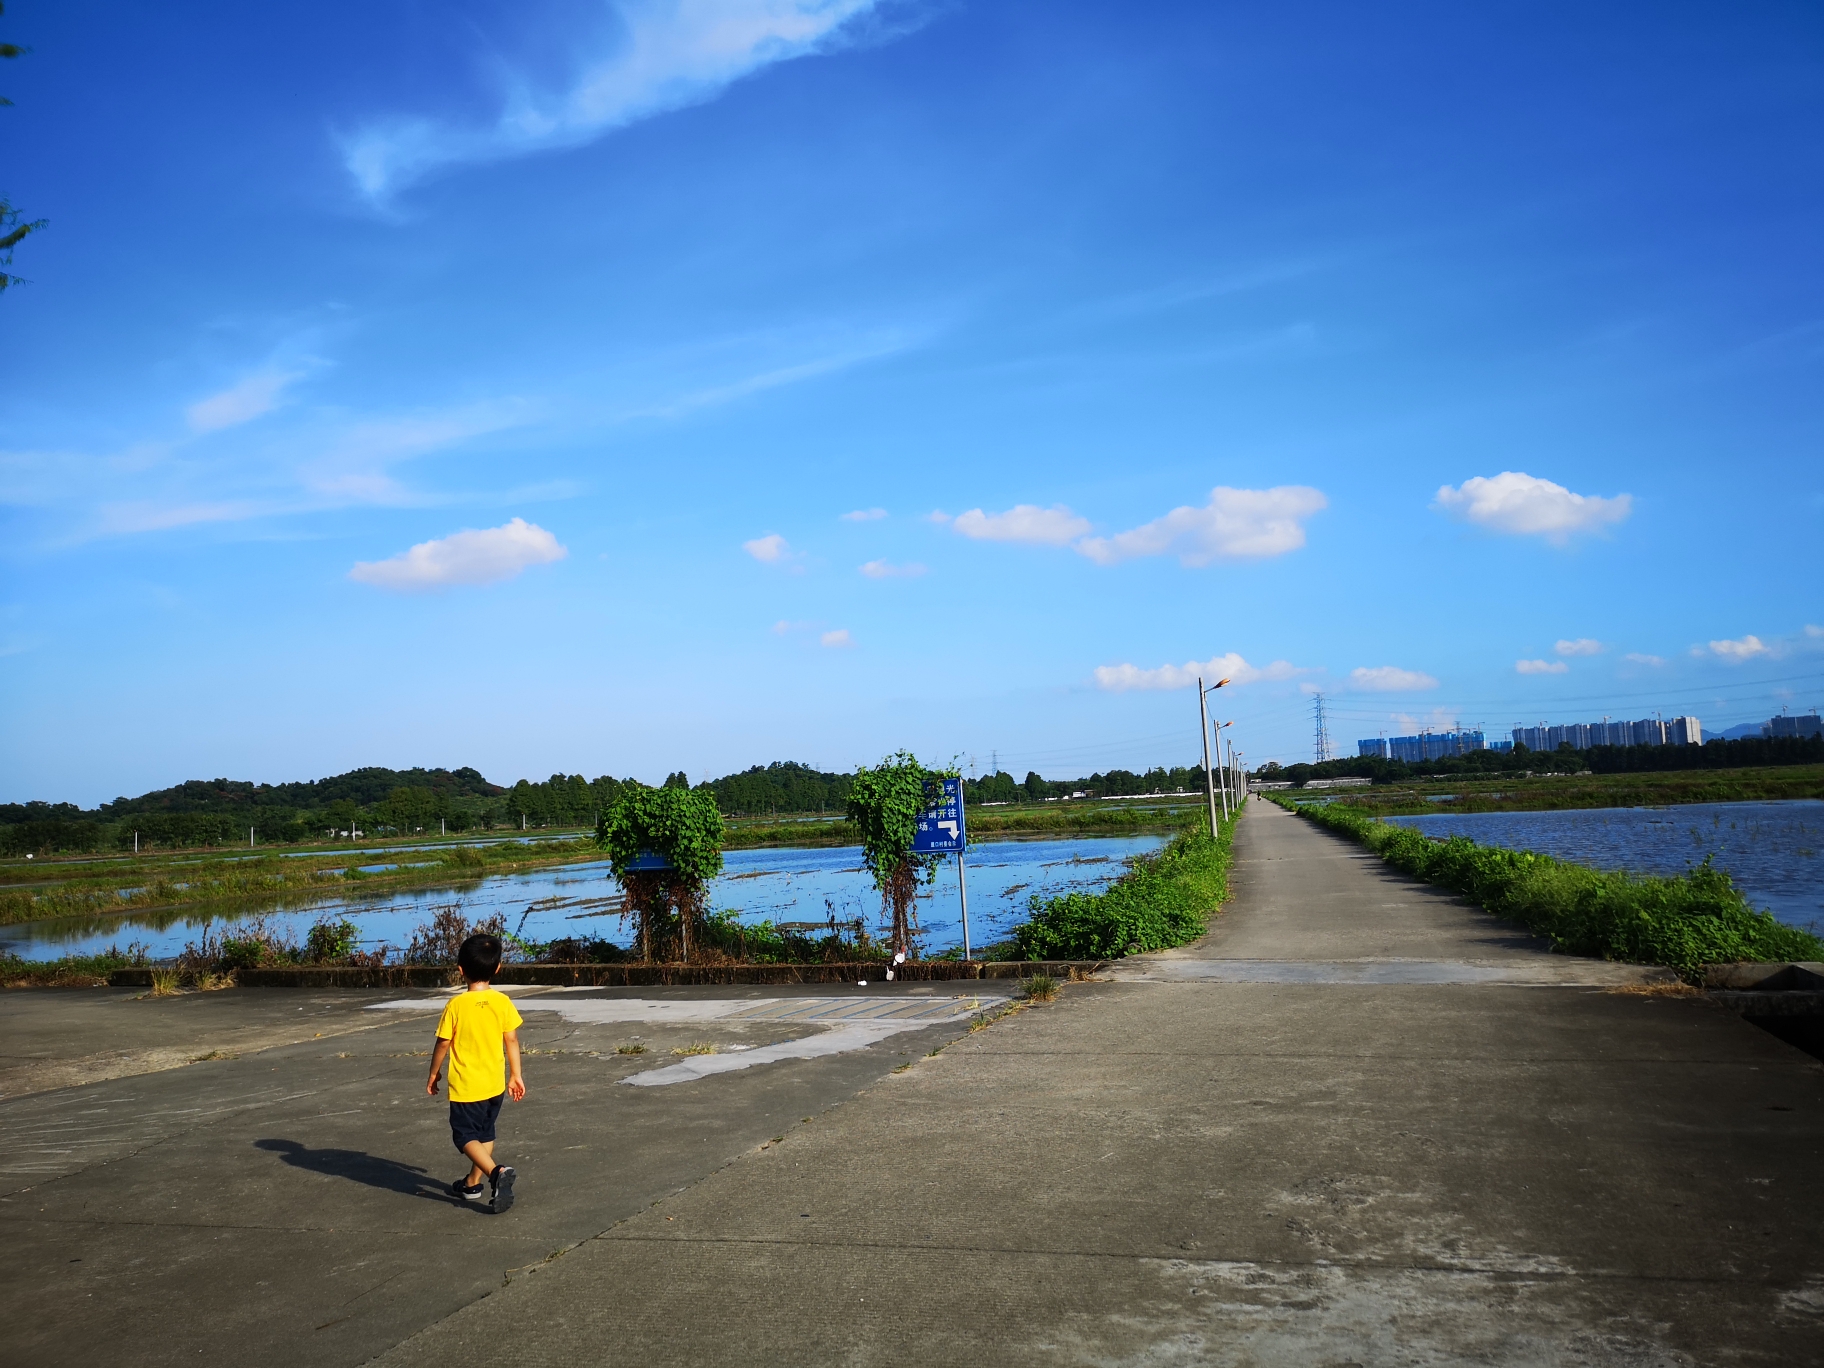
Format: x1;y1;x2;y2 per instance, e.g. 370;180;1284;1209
362;996;990;1085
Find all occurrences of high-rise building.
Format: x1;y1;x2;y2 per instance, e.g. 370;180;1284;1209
1356;730;1485;762
1513;715;1698;749
1768;713;1823;739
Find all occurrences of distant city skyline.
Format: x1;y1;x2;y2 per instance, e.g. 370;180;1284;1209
3;2;1821;805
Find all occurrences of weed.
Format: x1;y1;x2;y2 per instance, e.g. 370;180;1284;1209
615;1043;647;1055
191;1050;237;1061
670;1042;716;1056
1021;974;1060;1003
1606;981;1704;997
149;967;182;996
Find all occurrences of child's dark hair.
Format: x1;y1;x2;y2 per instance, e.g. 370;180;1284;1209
457;933;503;983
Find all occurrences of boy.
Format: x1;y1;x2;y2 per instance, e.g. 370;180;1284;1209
425;933;525;1213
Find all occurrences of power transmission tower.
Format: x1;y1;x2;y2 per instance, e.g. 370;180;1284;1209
1312;692;1334;763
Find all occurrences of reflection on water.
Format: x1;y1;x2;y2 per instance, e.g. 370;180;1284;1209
0;835;1167;962
1387;800;1824;936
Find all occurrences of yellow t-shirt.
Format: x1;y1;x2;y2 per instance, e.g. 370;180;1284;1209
435;988;524;1102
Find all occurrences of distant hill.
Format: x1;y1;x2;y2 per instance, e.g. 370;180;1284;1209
97;766;506;817
1714;723;1767;741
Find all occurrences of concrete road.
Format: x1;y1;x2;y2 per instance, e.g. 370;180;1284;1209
0;981;1012;1367
6;800;1823;1366
366;801;1824;1367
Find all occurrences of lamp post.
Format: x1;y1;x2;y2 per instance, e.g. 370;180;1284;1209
1198;676;1231;837
1211;720;1234;819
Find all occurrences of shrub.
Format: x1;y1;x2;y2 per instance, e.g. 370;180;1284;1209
403;906;506;966
303;917;361;964
1013;818;1236;960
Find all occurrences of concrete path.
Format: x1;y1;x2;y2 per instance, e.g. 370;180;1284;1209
0;982;1010;1367
366;800;1824;1367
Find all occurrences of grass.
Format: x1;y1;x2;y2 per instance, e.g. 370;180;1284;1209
1020;973;1060;1003
0;836;602;928
1010;808;1239;960
1279;795;1824;979
615;1043;647;1055
0;944;149;987
717;797;1203;850
670;1042;716;1056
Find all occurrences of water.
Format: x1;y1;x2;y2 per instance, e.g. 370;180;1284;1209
1386;800;1824;937
0;835;1168;962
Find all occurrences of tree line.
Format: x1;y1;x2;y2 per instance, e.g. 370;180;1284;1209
2;755;1222;856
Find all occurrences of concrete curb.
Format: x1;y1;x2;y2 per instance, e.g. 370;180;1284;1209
107;960;1107;990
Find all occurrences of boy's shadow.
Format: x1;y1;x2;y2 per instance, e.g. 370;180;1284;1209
255;1138;463;1205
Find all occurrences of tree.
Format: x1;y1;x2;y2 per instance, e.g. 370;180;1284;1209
597;786;725;962
1;3;45;293
845;751;953;961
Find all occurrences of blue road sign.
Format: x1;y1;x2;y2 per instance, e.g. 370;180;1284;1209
911;777;966;853
622;849;675;871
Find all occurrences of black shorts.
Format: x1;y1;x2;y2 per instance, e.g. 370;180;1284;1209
449;1093;505;1150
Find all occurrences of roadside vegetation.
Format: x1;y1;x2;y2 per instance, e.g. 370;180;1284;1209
1011;808;1238;960
1277;796;1823;979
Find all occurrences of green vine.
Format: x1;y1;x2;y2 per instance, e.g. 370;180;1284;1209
597;786;725;962
845;751;956;958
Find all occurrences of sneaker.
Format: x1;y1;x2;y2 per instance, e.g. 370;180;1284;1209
452;1178;487;1201
489;1165;516;1214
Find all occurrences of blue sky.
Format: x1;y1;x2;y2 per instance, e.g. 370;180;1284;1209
3;1;1821;805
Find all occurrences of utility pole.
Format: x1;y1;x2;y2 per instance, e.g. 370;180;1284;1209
1312;692;1334;763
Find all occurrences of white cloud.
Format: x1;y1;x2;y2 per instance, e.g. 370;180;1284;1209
742;533;792;563
820;628;854;648
1516;658;1569;675
1433;472;1631;543
343;0;885;199
1093;652;1306;693
1806;625;1823;639
1624;653;1666;667
1076;485;1327;566
186;371;303;433
349;517;566;591
1555;638;1603;657
840;507;887;522
1709;634;1768;661
858;559;925;578
948;504;1092;546
1348;666;1438;692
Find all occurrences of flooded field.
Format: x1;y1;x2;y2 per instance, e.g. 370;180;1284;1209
0;834;1168;962
1387;799;1824;936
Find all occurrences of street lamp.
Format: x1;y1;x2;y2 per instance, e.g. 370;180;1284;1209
1198;676;1230;836
1211;720;1235;819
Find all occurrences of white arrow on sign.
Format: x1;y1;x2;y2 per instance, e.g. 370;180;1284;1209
939;821;958;841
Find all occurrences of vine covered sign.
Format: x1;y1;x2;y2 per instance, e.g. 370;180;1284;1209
845;751;958;961
597;785;725;962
